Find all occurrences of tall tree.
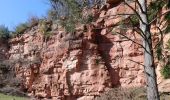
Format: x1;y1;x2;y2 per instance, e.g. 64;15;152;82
117;0;170;99
138;0;159;99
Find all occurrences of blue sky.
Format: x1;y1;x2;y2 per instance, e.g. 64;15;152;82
0;0;50;30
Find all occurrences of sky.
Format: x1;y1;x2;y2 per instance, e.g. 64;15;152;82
0;0;50;30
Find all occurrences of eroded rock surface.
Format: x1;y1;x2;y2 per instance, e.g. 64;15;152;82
5;0;170;100
7;1;146;100
9;24;113;99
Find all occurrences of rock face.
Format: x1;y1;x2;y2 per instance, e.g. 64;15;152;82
9;25;112;99
7;1;146;100
98;31;145;87
8;28;145;99
5;1;170;100
8;12;145;100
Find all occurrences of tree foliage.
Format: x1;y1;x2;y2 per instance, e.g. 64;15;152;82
48;0;104;32
0;25;10;39
14;23;29;35
12;16;39;37
49;0;84;32
148;0;166;22
161;65;170;79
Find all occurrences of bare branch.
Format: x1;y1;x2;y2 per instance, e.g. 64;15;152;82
114;31;151;55
128;17;147;39
123;0;146;24
149;10;170;25
128;59;145;67
97;13;135;19
154;25;164;49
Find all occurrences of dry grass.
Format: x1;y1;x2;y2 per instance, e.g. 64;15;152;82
95;87;170;100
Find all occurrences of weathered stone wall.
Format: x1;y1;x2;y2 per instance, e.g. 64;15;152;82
7;1;146;100
6;0;170;100
8;24;113;99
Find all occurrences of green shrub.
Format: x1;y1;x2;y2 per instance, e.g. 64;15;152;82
161;65;170;79
11;17;39;37
82;14;95;24
165;13;170;22
0;25;10;39
148;0;166;22
60;18;76;33
164;13;170;34
129;15;139;26
39;20;53;38
156;43;163;60
48;0;83;33
15;23;29;35
47;9;58;20
27;16;39;27
43;31;53;39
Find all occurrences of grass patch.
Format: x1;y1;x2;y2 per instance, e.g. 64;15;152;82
0;93;28;100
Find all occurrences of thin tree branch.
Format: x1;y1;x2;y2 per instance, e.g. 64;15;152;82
128;16;147;39
154;25;164;46
115;31;151;55
149;10;170;25
123;0;146;24
128;59;145;67
98;13;135;19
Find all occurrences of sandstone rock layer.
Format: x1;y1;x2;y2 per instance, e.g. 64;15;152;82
4;0;170;100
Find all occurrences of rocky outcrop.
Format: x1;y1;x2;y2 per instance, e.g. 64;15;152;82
8;7;146;100
8;24;113;99
7;1;146;100
9;29;145;99
0;40;26;96
4;0;170;100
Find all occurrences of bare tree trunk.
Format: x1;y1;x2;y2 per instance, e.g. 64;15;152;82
138;0;160;100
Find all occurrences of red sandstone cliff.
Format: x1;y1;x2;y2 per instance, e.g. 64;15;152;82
1;0;170;100
8;2;145;99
